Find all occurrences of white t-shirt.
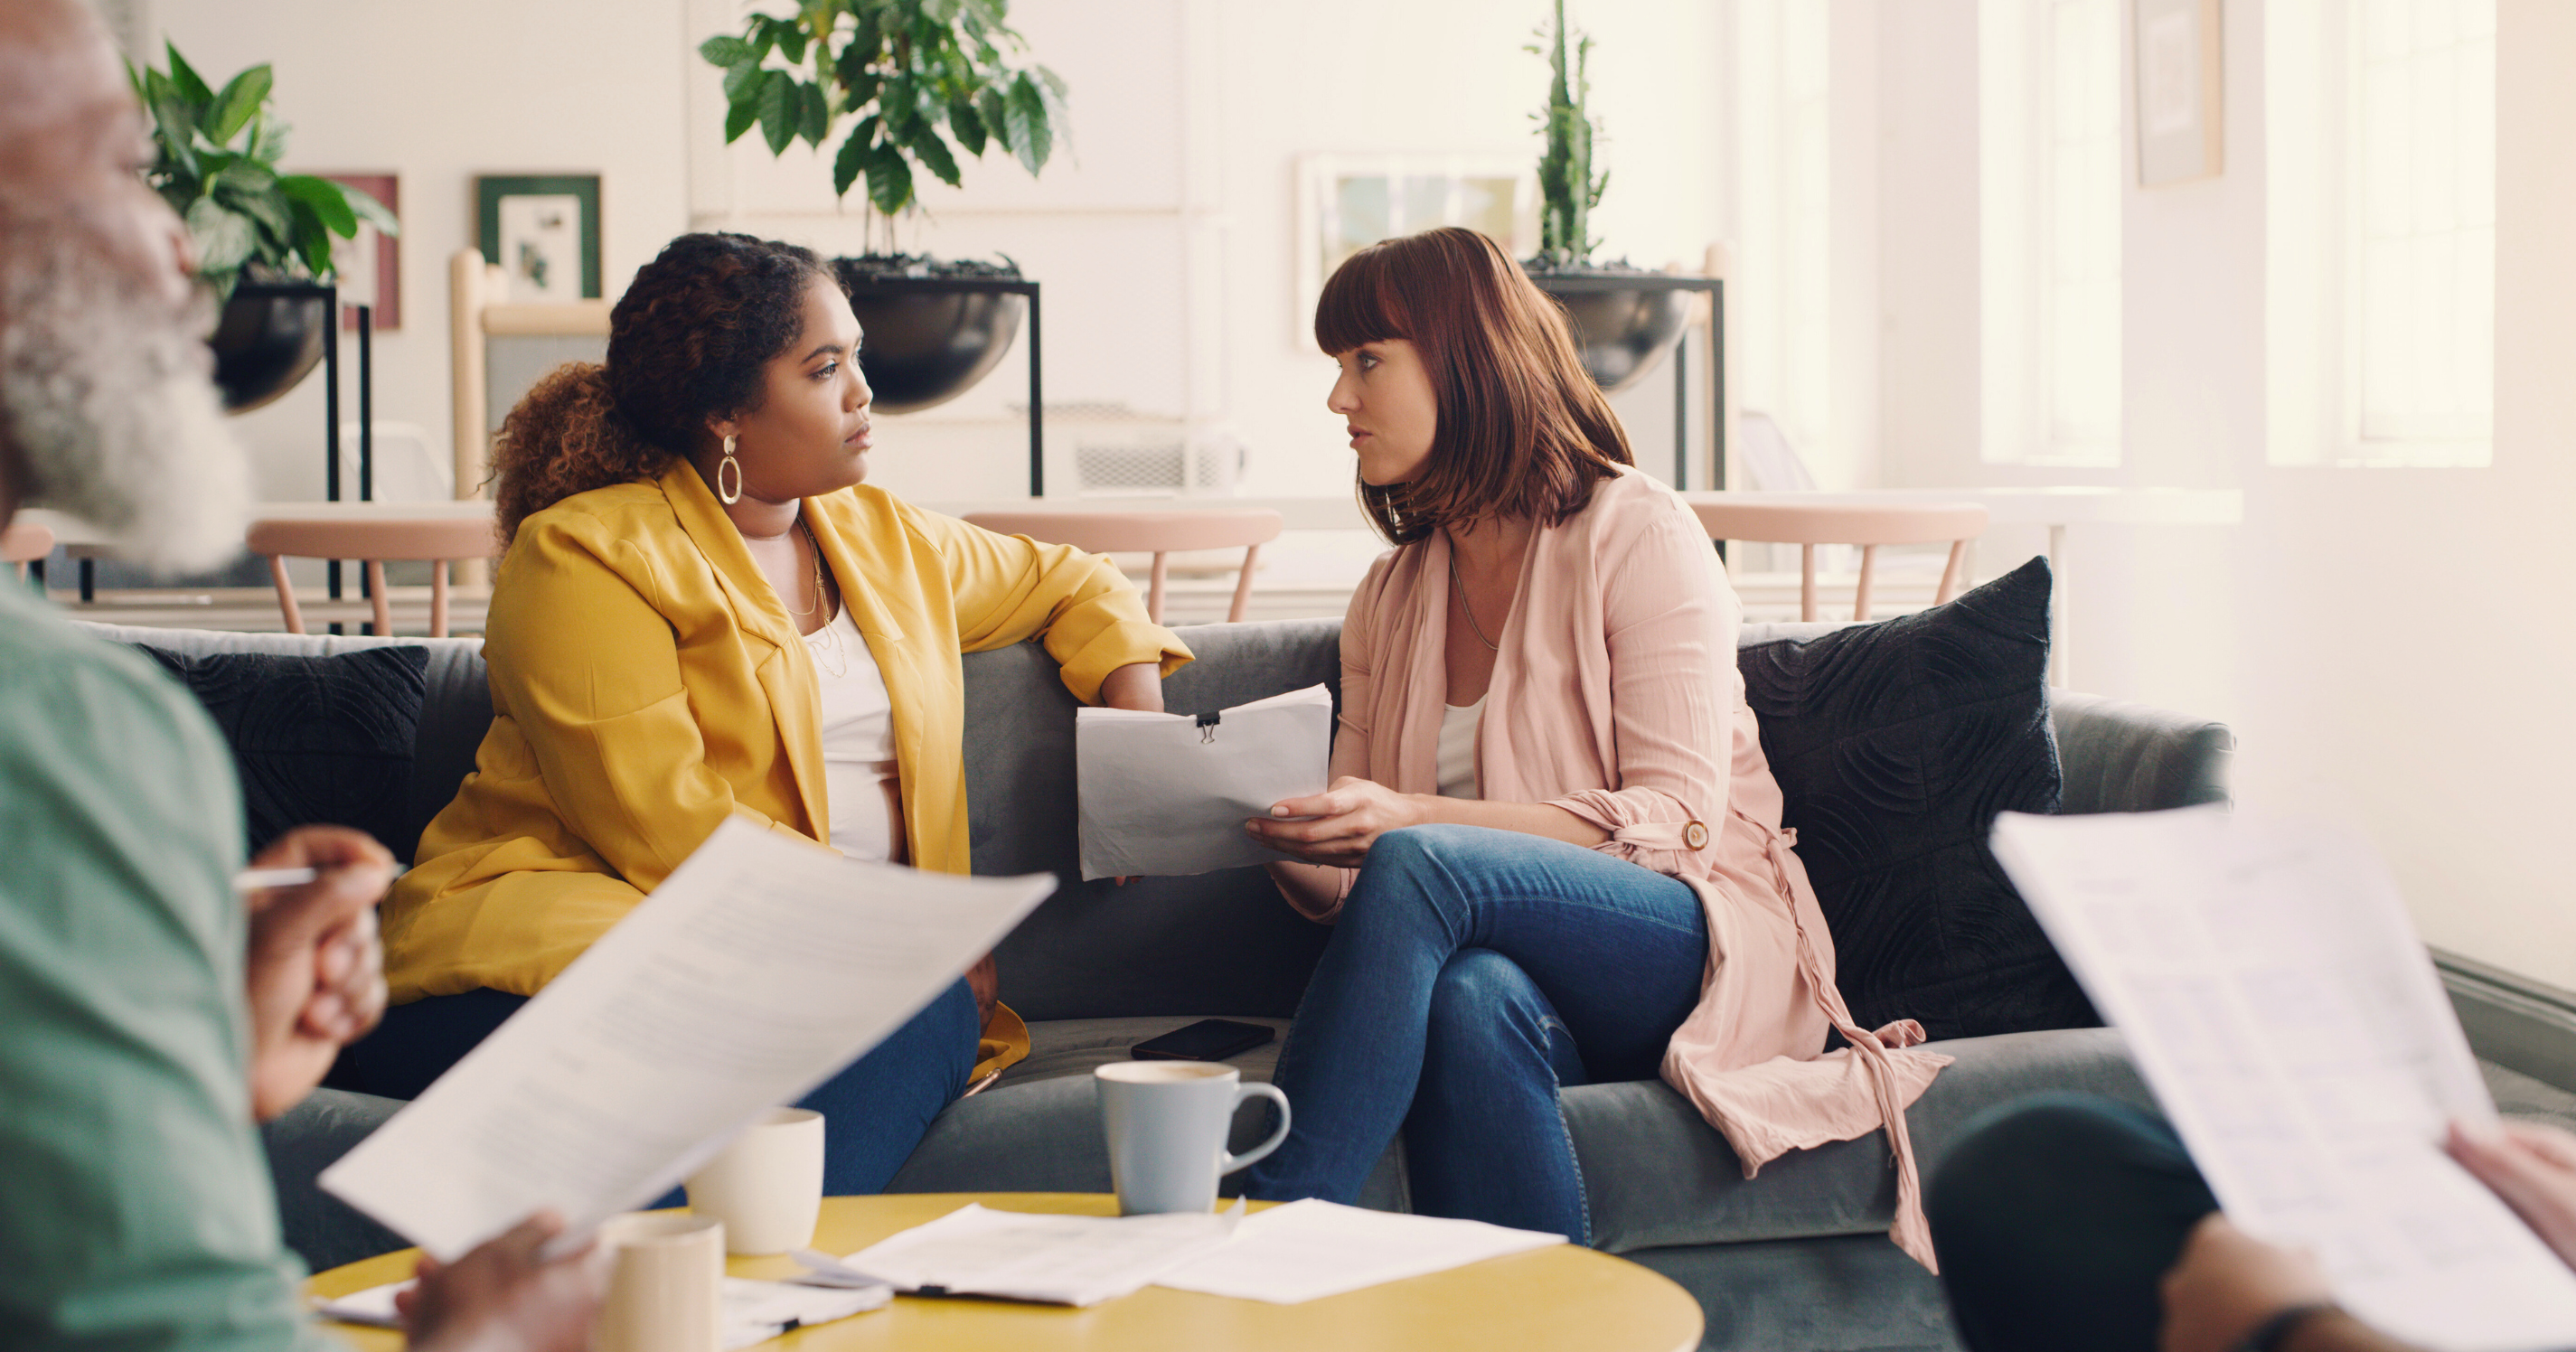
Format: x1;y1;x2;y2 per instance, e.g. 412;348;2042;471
803;606;900;862
1437;694;1486;800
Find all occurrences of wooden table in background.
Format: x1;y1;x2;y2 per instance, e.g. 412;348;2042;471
308;1193;1705;1352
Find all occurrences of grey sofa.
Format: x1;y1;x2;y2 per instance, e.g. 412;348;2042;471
84;615;2232;1352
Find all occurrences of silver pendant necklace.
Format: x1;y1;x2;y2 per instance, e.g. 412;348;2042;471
1448;541;1500;653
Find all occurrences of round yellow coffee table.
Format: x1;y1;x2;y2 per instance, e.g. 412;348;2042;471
308;1193;1704;1352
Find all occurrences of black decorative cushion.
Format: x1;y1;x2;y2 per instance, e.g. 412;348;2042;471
132;645;428;857
1736;557;2094;1040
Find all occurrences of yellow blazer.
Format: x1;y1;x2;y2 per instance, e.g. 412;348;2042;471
381;460;1192;1079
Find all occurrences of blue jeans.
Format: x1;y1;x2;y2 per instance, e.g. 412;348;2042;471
1239;825;1709;1243
341;978;980;1197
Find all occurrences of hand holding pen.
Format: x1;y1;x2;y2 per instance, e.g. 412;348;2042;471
238;826;395;1121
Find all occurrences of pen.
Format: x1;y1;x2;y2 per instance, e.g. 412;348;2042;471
231;866;319;892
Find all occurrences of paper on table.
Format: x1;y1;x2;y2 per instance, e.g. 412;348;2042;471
314;1276;890;1347
819;1202;1241;1307
1152;1199;1564;1303
1992;807;2576;1352
1076;683;1332;880
319;818;1056;1261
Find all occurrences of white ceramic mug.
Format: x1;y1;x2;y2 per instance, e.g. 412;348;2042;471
1095;1061;1291;1216
685;1107;825;1255
594;1212;723;1352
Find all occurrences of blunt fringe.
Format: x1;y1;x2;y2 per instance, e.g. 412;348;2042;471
491;232;829;542
1313;226;1630;544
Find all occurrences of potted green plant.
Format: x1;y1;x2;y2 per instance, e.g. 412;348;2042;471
1520;0;1691;394
134;42;397;412
700;0;1065;413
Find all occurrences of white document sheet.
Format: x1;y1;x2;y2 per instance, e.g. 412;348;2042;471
315;1276;890;1347
1992;807;2576;1352
812;1202;1241;1307
1152;1199;1565;1303
319;819;1056;1260
1076;683;1332;880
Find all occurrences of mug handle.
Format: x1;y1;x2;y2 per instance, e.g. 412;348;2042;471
1219;1083;1292;1175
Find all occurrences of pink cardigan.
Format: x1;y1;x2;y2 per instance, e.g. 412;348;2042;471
1311;466;1951;1268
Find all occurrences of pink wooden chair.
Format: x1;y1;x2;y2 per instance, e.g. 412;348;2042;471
962;509;1285;624
246;515;498;637
1687;500;1989;622
1;520;53;582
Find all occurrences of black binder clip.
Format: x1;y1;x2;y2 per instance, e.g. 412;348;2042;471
1197;710;1221;744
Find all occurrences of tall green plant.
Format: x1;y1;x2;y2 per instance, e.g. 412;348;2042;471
700;0;1066;251
131;42;396;303
1528;0;1606;268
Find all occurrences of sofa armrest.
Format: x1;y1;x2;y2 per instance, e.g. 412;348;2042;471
260;1087;409;1272
2048;690;2234;814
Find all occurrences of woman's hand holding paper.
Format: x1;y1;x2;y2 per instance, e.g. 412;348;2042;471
1247;777;1424;868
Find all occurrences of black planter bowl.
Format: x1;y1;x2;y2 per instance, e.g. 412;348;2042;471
209;281;331;413
832;262;1028;415
1532;275;1693;393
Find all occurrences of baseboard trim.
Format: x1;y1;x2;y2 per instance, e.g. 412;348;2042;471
2437;948;2576;1094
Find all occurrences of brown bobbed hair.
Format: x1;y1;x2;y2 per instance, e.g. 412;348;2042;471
1314;226;1631;544
491;232;832;542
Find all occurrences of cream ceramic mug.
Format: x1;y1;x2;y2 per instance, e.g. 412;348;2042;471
1095;1061;1291;1216
685;1107;825;1255
594;1212;723;1352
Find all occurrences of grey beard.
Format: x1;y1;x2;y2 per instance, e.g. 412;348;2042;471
0;215;249;574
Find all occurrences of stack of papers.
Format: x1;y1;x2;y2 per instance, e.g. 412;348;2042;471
1076;684;1332;880
1994;806;2576;1352
798;1203;1240;1307
1153;1199;1565;1304
793;1199;1564;1309
315;1277;889;1348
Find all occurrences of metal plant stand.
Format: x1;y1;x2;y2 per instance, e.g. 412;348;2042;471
1530;272;1726;492
835;273;1044;495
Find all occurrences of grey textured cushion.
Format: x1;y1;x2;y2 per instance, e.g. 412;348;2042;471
1571;1027;2151;1253
1631;1234;1960;1352
2049;690;2234;814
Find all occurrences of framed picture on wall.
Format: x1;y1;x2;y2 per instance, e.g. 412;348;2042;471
1293;155;1537;345
321;172;400;329
475;174;601;302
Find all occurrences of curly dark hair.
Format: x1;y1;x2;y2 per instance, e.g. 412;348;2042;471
491;232;830;541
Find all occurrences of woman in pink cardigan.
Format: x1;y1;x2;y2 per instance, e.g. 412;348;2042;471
1239;228;1950;1265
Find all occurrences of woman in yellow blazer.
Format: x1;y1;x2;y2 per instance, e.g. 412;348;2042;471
341;233;1190;1195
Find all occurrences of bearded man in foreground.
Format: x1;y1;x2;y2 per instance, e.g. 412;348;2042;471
0;3;595;1347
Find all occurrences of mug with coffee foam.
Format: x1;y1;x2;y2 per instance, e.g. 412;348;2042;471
1094;1061;1291;1216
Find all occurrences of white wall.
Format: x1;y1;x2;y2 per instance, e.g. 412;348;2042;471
1873;0;2576;989
151;0;696;502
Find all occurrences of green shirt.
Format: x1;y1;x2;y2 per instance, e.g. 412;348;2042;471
0;583;329;1351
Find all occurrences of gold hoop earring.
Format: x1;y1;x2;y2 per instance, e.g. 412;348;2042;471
717;434;743;504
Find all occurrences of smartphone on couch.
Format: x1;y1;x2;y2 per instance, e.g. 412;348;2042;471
1130;1019;1275;1063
